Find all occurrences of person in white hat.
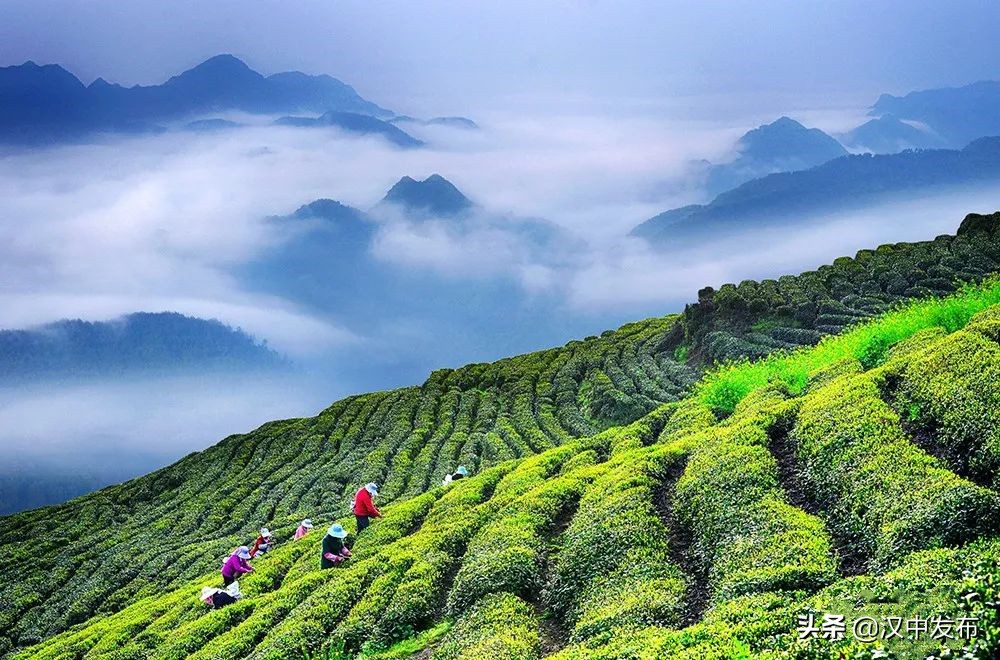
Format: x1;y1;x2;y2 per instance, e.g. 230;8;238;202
321;523;352;569
221;546;253;586
352;483;382;533
199;583;240;609
250;527;273;558
294;518;314;540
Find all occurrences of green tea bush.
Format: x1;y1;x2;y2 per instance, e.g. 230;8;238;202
447;512;547;614
433;592;539;660
546;445;687;641
675;419;836;603
793;374;1000;568
448;472;587;614
891;327;1000;488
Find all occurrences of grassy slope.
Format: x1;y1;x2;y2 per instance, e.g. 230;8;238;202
3;212;1000;658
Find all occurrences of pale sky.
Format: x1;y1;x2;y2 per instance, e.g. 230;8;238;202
1;0;998;115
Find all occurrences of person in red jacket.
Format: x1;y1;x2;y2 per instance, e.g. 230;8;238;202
353;482;382;533
249;527;273;558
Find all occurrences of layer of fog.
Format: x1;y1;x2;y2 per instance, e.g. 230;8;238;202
0;109;745;358
0;372;333;513
2;102;996;511
566;186;1000;312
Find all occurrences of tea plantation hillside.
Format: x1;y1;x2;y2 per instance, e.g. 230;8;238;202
14;276;1000;659
2;212;1000;658
679;212;1000;363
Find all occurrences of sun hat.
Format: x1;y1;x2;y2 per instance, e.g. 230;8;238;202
302;519;313;528
456;466;469;476
365;482;379;495
327;523;348;539
236;546;251;559
200;586;218;603
260;527;270;537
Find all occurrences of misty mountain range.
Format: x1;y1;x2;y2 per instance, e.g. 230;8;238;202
0;174;537;390
634;136;1000;244
389;115;479;130
0;54;403;144
242;172;556;299
871;79;1000;147
0;312;284;383
694;79;1000;198
839;114;947;153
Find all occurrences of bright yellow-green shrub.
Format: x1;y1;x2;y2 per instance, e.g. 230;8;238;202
890;326;1000;488
793;374;1000;568
546;440;687;642
675;403;837;602
432;593;539;660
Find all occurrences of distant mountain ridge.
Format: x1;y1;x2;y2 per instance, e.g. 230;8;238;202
839;114;945;153
635;136;1000;244
0;311;285;381
274;111;422;148
389;115;479;130
0;54;391;144
871;79;1000;147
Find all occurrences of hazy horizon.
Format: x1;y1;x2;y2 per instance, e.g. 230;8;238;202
2;1;1000;117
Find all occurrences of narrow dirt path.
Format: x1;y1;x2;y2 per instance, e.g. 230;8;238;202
653;456;709;627
765;422;868;577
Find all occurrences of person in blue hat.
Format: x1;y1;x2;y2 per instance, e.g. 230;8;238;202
321;523;351;569
442;465;470;486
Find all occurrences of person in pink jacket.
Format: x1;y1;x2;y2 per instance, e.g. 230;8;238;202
294;519;314;540
221;546;253;586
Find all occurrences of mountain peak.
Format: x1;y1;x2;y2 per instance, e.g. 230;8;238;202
770;115;804;128
381;174;472;215
292;198;365;223
741;116;810;143
735;116;846;162
164;54;263;92
190;53;253;74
